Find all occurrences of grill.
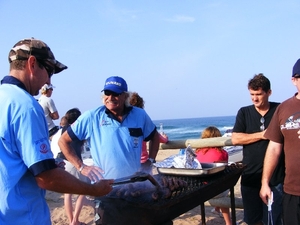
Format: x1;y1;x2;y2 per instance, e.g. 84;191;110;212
95;163;245;225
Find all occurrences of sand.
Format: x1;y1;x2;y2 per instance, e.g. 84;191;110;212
47;149;244;225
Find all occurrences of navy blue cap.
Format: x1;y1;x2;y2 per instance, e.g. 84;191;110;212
293;58;300;77
102;76;128;94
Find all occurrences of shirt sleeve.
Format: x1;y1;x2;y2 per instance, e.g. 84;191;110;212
232;108;246;132
47;98;58;113
15;106;56;175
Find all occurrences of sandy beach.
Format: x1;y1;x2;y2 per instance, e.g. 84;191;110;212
47;149;244;225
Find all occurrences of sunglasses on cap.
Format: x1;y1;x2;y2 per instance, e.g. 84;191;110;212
37;59;55;78
104;90;123;97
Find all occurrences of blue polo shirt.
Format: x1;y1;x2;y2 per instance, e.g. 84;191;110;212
68;105;156;179
0;76;56;225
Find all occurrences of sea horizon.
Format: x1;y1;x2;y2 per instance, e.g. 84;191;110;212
153;115;236;141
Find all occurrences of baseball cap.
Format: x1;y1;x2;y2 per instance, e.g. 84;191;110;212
102;76;128;94
41;84;55;92
292;58;300;77
8;38;67;74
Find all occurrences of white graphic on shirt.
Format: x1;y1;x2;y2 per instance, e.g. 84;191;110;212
281;112;300;130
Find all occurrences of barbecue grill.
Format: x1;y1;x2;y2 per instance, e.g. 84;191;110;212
94;163;245;225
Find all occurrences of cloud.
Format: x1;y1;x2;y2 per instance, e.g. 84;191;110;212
165;15;195;23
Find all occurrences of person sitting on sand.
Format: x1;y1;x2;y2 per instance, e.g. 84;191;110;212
195;126;231;225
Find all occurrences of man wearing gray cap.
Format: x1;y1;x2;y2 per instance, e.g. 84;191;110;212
59;75;160;224
260;58;300;224
0;38;113;225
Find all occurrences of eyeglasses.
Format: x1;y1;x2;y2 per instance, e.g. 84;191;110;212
104;90;122;97
37;59;55;78
260;117;265;131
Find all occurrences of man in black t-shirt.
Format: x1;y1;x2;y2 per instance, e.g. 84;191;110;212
232;74;284;225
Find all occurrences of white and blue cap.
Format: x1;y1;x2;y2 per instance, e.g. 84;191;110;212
102;76;128;94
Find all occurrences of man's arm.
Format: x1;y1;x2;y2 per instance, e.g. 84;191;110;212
50;111;59;120
58;131;105;182
148;130;160;160
35;167;113;196
260;140;282;204
58;131;82;170
231;130;267;145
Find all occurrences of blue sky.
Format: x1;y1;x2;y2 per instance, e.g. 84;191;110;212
0;1;299;120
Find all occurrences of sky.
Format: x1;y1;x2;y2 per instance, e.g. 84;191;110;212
0;1;299;121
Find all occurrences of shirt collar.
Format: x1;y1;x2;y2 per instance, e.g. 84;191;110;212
105;105;133;120
1;75;28;92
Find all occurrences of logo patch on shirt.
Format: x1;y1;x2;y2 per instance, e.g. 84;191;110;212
101;120;111;126
40;143;48;154
133;137;139;148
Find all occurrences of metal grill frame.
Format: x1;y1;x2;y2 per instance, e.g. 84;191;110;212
98;164;245;225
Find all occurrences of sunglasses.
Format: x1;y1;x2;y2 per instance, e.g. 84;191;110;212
37;59;55;78
260;117;265;131
104;90;122;97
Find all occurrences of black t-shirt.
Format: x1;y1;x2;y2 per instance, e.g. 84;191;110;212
233;102;285;187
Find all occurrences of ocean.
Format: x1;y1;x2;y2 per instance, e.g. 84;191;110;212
153;115;236;141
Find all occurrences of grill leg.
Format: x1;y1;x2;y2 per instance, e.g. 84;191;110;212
230;186;236;225
94;199;104;225
200;202;206;225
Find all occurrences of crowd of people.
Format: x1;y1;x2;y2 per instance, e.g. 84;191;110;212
1;37;300;225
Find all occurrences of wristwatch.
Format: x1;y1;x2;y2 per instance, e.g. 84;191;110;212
148;158;156;163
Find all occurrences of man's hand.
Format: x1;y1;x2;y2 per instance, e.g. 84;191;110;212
81;165;105;184
260;184;272;205
92;179;114;196
261;129;268;140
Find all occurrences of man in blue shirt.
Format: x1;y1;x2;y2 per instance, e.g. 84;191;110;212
58;76;160;224
0;38;113;225
59;76;160;181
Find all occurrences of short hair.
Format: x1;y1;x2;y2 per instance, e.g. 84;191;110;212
41;88;52;95
129;92;145;109
248;73;271;93
9;59;26;71
65;108;81;125
196;126;223;154
60;116;68;127
9;56;44;71
201;126;222;139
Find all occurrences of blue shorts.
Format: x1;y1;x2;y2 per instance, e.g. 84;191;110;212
241;183;283;225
